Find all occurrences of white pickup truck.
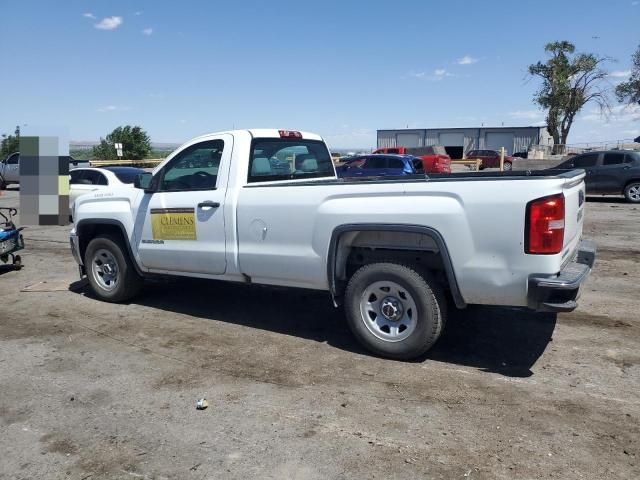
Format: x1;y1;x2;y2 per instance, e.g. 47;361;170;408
70;129;596;359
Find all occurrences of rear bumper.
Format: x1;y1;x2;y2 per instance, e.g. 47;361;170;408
527;239;596;312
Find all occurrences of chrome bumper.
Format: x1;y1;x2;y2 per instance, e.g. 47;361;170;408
70;232;83;266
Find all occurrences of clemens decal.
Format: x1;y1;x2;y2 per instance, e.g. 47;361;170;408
160;216;195;226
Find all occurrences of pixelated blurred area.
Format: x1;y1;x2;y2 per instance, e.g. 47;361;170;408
19;136;70;226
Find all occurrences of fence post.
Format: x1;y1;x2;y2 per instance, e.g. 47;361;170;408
500;147;505;171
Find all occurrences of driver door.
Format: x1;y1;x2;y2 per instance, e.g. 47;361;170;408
135;135;232;275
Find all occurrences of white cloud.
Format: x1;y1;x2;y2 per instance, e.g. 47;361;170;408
142;28;153;36
632;1;639;6
457;55;479;65
609;70;631;78
408;71;426;78
432;69;456;80
83;12;96;19
509;110;544;120
97;105;129;112
135;11;143;15
94;16;123;31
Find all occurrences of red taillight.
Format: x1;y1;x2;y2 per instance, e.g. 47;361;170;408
278;130;302;138
526;194;565;254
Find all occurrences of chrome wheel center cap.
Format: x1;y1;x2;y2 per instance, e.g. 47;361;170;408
380;297;403;321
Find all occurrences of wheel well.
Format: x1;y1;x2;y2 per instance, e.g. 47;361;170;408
77;222;127;265
328;226;466;308
624;179;640;189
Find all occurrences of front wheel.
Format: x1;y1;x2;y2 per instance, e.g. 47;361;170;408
344;262;447;360
624;182;640;203
0;176;6;190
502;161;512;171
84;234;143;302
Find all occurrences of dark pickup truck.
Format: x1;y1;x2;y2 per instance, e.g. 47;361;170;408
555;150;640;203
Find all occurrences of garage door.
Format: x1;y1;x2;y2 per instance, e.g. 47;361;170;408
396;133;420;148
485;132;514;154
438;133;464;146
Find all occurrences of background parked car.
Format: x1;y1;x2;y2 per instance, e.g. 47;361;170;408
554;150;640;203
70;167;146;217
336;154;424;178
1;153;90;189
466;149;514;170
373;146;451;173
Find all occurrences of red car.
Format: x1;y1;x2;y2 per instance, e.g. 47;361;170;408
466;149;514;170
373;146;451;173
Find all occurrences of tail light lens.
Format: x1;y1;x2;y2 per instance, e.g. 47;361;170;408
526;194;565;254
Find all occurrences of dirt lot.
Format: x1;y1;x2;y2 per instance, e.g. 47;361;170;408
1;187;638;479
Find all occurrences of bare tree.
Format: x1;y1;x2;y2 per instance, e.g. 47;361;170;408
615;44;640;106
529;41;610;153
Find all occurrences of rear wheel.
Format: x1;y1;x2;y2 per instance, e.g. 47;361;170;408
344;262;446;360
85;234;143;302
0;176;6;190
624;182;640;203
503;161;512;171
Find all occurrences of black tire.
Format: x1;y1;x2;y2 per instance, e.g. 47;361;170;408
624;182;640;203
84;234;143;302
503;161;512;171
344;262;446;360
0;176;6;190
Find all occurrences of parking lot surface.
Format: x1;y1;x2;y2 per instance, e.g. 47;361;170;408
1;187;638;479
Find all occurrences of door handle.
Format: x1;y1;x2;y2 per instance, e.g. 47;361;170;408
198;201;220;209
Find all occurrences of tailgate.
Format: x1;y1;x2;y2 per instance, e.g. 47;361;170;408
562;171;587;259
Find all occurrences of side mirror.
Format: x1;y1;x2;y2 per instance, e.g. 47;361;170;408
134;172;153;191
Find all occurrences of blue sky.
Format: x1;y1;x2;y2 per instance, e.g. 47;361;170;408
0;0;638;148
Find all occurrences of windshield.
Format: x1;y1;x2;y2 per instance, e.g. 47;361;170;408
248;138;334;183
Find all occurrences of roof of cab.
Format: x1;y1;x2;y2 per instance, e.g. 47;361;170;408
190;129;323;142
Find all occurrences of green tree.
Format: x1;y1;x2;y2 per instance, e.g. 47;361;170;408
92;125;152;160
529;41;609;152
615;45;640;106
1;125;20;158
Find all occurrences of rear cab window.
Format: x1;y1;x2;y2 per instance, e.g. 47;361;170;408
248;138;334;183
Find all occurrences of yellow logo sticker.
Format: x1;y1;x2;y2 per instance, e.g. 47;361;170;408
151;208;197;240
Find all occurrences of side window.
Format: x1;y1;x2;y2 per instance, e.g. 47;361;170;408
6;153;19;165
602;152;626;166
81;170;108;185
387;148;400;154
362;157;387;169
69;170;83;184
387;158;405;169
160;140;223;191
248;139;333;183
573;154;599;168
412;158;424;173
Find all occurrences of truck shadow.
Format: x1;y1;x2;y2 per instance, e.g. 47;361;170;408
77;278;555;378
586;196;626;204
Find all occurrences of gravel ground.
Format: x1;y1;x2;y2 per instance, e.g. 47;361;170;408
0;187;638;480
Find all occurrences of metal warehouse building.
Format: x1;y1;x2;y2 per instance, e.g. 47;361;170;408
377;126;552;159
